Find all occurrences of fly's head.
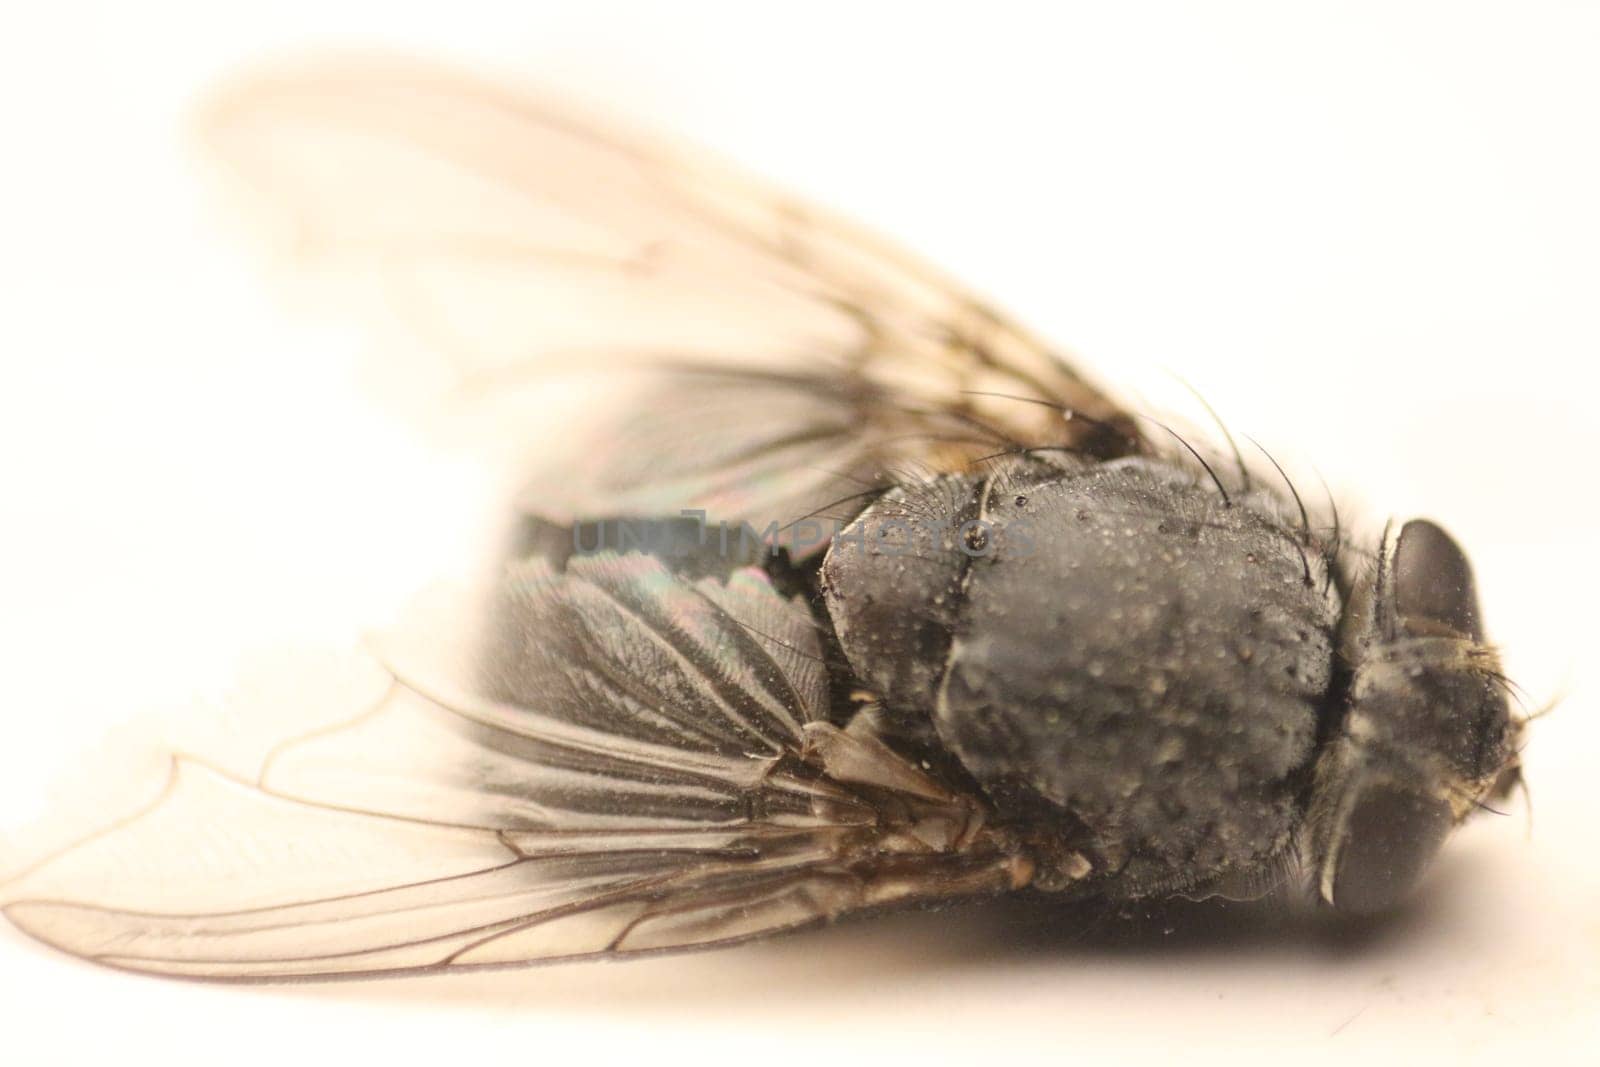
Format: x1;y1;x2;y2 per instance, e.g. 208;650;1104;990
1309;518;1523;914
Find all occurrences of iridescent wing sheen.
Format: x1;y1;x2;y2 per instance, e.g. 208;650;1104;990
1;554;1025;979
201;57;1148;541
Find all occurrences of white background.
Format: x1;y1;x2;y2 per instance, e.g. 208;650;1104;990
1;2;1596;1064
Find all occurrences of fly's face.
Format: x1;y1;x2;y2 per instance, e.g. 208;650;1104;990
1308;519;1521;914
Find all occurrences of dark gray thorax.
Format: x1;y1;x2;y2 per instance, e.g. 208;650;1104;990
821;456;1342;896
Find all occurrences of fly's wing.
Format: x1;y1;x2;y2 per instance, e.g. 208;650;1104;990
202;57;1148;541
0;554;1026;980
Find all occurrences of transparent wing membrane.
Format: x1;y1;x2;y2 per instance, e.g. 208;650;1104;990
203;57;1146;542
3;556;1023;979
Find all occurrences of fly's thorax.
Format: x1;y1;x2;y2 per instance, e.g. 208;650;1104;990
1307;519;1518;914
822;456;1342;896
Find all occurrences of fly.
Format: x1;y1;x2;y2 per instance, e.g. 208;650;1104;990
0;57;1525;980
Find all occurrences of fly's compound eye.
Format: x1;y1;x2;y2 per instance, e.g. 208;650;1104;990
1391;518;1483;641
1326;784;1455;915
1388;518;1514;781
